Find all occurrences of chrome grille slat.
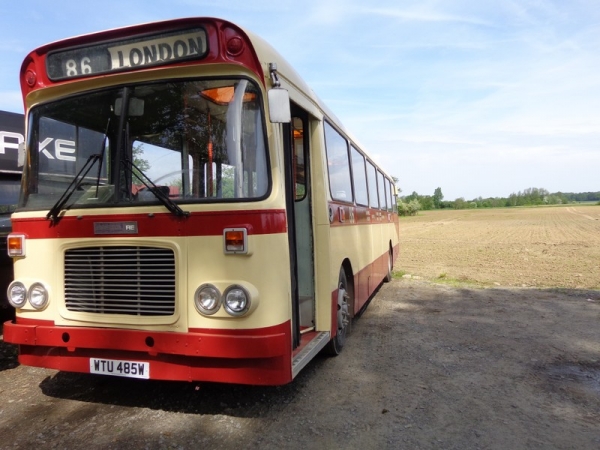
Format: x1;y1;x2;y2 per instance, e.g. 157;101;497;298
66;277;169;289
65;290;174;295
65;293;175;300
64;246;175;316
65;268;173;272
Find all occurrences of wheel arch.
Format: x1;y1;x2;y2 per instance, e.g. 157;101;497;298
340;257;355;318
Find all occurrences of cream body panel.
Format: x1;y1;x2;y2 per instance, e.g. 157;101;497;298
12;232;291;332
186;232;291;329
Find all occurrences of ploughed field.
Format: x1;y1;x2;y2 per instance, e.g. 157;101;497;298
398;205;600;290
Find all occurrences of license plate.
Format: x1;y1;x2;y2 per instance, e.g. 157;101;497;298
89;358;150;379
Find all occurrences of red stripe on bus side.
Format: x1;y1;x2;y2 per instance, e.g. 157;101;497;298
11;209;287;239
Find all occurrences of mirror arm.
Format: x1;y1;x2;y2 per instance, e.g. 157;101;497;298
269;62;281;88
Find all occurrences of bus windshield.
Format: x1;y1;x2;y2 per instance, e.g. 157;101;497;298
20;78;268;213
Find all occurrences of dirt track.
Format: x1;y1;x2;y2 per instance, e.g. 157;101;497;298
1;205;600;449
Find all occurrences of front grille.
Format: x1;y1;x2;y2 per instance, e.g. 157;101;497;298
64;246;176;316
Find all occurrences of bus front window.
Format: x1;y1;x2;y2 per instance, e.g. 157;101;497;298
20;78;269;213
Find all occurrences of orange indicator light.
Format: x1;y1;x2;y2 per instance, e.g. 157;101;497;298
7;234;26;257
224;228;247;254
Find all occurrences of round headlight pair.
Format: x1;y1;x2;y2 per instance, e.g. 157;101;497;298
7;281;49;310
194;284;250;317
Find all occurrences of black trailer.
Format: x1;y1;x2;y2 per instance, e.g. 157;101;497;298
0;110;24;321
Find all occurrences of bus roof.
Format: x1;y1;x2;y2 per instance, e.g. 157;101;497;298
19;17;391;180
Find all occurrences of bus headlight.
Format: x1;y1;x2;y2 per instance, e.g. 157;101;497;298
7;281;27;308
194;284;221;315
223;285;250;316
28;282;49;310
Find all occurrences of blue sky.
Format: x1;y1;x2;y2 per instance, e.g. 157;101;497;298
1;0;598;200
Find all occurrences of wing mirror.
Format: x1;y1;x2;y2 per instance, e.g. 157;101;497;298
268;63;291;123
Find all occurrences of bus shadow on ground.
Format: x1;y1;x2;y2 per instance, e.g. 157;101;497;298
0;317;18;372
37;353;328;417
0;340;18;372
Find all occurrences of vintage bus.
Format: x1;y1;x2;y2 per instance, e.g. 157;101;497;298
4;17;399;385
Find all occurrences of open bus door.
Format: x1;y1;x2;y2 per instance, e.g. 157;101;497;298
282;106;315;349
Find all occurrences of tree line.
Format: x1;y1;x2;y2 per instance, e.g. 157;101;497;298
397;187;600;216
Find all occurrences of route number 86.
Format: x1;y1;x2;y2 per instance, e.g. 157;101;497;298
65;57;92;76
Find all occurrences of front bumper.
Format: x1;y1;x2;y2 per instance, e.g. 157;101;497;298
3;318;292;385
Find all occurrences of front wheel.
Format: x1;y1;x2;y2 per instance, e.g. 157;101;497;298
324;268;352;356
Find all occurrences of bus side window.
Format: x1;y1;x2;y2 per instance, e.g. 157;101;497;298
377;170;387;210
385;177;393;212
366;160;378;209
351;146;368;206
324;122;352;202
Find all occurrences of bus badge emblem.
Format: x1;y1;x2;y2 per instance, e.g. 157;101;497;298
94;222;138;235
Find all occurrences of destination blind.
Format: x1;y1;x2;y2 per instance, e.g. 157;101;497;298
47;28;208;81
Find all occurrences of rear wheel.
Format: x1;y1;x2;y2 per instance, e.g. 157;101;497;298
324;268;352;356
384;248;393;282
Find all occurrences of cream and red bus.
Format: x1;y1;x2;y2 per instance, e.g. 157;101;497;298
4;17;399;385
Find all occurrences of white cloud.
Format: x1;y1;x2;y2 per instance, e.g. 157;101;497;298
360;5;493;27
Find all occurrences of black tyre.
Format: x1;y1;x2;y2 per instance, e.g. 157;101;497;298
384;248;393;282
324;268;352;356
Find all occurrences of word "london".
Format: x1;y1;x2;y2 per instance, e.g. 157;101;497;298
108;31;207;69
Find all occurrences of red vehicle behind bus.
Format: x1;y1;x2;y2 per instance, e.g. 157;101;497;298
4;17;399;385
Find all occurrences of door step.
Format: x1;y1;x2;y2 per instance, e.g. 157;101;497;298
292;331;330;378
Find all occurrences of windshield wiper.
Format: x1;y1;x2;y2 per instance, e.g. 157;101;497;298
47;118;111;223
47;153;102;223
122;159;189;217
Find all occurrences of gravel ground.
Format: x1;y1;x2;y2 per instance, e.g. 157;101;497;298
1;278;600;449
